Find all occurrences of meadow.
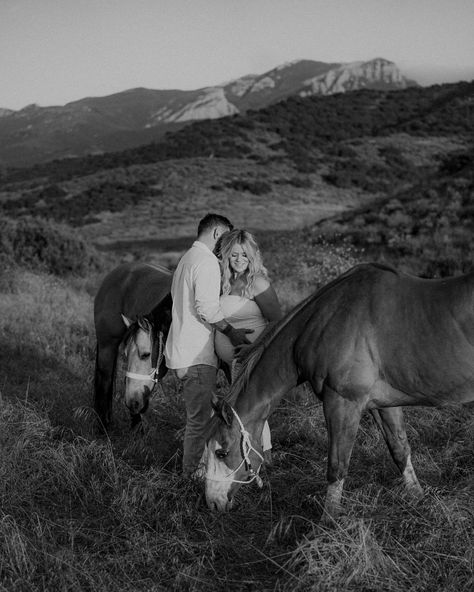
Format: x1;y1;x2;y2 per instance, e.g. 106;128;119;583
1;81;473;590
0;217;473;592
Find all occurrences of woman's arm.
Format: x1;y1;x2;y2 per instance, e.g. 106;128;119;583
253;276;283;322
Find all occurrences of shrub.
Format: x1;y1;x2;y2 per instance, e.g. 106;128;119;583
439;150;473;175
1;181;163;226
0;216;103;277
38;184;68;199
288;176;313;189
225;179;272;195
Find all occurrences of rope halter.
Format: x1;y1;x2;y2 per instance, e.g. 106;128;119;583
125;329;164;385
208;406;264;487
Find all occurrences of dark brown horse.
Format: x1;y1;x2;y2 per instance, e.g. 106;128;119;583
205;263;474;521
93;262;172;430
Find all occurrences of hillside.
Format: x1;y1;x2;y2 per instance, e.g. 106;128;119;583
1;80;472;278
2;80;472;183
257;145;474;283
0;57;416;167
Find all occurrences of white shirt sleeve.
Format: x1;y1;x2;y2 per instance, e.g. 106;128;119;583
193;257;224;324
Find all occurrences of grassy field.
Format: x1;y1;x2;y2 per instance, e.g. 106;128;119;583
1;244;473;591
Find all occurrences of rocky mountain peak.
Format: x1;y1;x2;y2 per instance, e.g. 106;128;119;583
300;58;413;96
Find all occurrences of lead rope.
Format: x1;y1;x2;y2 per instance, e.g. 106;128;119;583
207;406;264;486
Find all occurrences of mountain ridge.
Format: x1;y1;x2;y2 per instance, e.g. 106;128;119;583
0;57;416;167
2;79;472;188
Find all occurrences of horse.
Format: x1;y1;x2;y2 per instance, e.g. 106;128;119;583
93;262;172;430
205;263;474;522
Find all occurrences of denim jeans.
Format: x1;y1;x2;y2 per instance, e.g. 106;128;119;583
175;364;217;476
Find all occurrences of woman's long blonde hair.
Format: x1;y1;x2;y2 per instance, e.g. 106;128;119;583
219;229;268;297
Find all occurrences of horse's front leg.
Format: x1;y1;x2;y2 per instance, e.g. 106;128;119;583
370;407;423;497
320;386;364;525
94;341;119;431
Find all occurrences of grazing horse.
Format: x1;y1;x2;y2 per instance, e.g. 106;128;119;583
93;262;172;430
121;315;167;428
205;263;474;521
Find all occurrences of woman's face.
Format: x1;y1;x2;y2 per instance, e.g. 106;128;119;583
229;243;249;275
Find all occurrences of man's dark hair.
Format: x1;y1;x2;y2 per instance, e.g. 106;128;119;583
197;213;233;236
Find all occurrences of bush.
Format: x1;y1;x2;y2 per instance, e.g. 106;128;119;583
1;181;161;226
0;216;103;277
225;179;272;195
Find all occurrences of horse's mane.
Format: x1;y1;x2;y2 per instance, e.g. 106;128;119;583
227;292;313;404
228;263;393;404
121;292;172;349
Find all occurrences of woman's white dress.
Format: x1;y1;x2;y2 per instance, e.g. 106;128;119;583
215;295;268;364
215;294;272;452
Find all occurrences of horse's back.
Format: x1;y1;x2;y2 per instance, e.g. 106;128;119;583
94;262;172;344
307;263;473;339
297;263;474;404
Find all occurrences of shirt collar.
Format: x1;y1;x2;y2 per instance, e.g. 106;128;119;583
192;240;216;256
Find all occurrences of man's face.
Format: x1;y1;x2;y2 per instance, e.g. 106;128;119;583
214;225;231;242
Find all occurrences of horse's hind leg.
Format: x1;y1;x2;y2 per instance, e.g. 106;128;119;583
321;386;364;524
370;407;423;497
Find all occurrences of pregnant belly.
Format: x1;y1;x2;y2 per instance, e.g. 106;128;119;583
214;324;266;365
214;332;235;365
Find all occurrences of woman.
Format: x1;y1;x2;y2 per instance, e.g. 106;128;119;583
215;229;283;462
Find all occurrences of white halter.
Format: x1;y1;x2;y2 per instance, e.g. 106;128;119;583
207;406;264;486
125;331;164;384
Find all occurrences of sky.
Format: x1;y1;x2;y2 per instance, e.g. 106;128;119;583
1;0;473;110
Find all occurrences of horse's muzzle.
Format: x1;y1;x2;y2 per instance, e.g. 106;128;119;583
206;496;234;512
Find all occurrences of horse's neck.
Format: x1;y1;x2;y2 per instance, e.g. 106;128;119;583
236;313;307;421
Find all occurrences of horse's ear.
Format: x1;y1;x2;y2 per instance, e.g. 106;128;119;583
121;314;133;328
211;392;221;415
211;394;233;427
220;401;234;427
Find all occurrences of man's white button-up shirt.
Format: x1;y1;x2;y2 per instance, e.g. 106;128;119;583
165;241;224;369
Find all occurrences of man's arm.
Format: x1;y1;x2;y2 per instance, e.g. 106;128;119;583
193;258;253;346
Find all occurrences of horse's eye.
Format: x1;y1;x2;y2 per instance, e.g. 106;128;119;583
215;448;229;459
140;353;151;361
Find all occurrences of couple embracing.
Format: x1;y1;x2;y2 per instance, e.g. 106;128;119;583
164;213;282;478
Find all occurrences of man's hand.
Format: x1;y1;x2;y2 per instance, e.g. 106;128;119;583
227;326;254;347
234;342;253;359
212;320;254;346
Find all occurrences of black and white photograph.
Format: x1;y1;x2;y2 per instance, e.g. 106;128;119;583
1;1;473;590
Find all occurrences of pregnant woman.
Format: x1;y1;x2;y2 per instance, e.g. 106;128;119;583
214;229;283;462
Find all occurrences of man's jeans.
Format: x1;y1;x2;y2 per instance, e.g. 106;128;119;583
175;364;217;476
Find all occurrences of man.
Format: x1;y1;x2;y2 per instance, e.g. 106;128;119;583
164;213;252;478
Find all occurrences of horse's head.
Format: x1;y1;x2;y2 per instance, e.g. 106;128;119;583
122;315;162;425
205;397;264;512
